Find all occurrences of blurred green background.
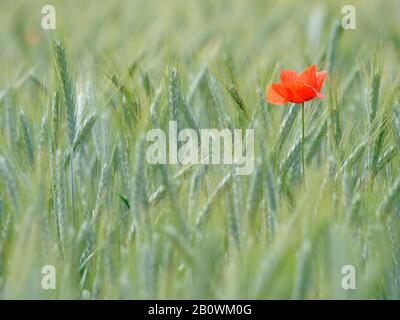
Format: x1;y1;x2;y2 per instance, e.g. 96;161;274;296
1;0;399;79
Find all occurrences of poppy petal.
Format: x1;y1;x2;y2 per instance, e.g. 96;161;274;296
280;70;298;83
266;84;289;105
294;84;317;102
313;89;325;99
299;65;317;88
283;82;316;103
316;71;327;91
316;92;325;99
279;83;303;103
266;66;326;105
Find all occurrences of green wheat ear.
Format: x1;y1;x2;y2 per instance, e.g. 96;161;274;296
0;156;19;215
19;108;35;164
367;70;382;126
53;40;76;145
53;39;77;224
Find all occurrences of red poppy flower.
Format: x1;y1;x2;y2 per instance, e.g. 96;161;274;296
266;65;327;105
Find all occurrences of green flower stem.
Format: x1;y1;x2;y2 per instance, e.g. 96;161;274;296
301;102;305;183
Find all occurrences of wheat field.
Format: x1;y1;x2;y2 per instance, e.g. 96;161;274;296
0;0;400;299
